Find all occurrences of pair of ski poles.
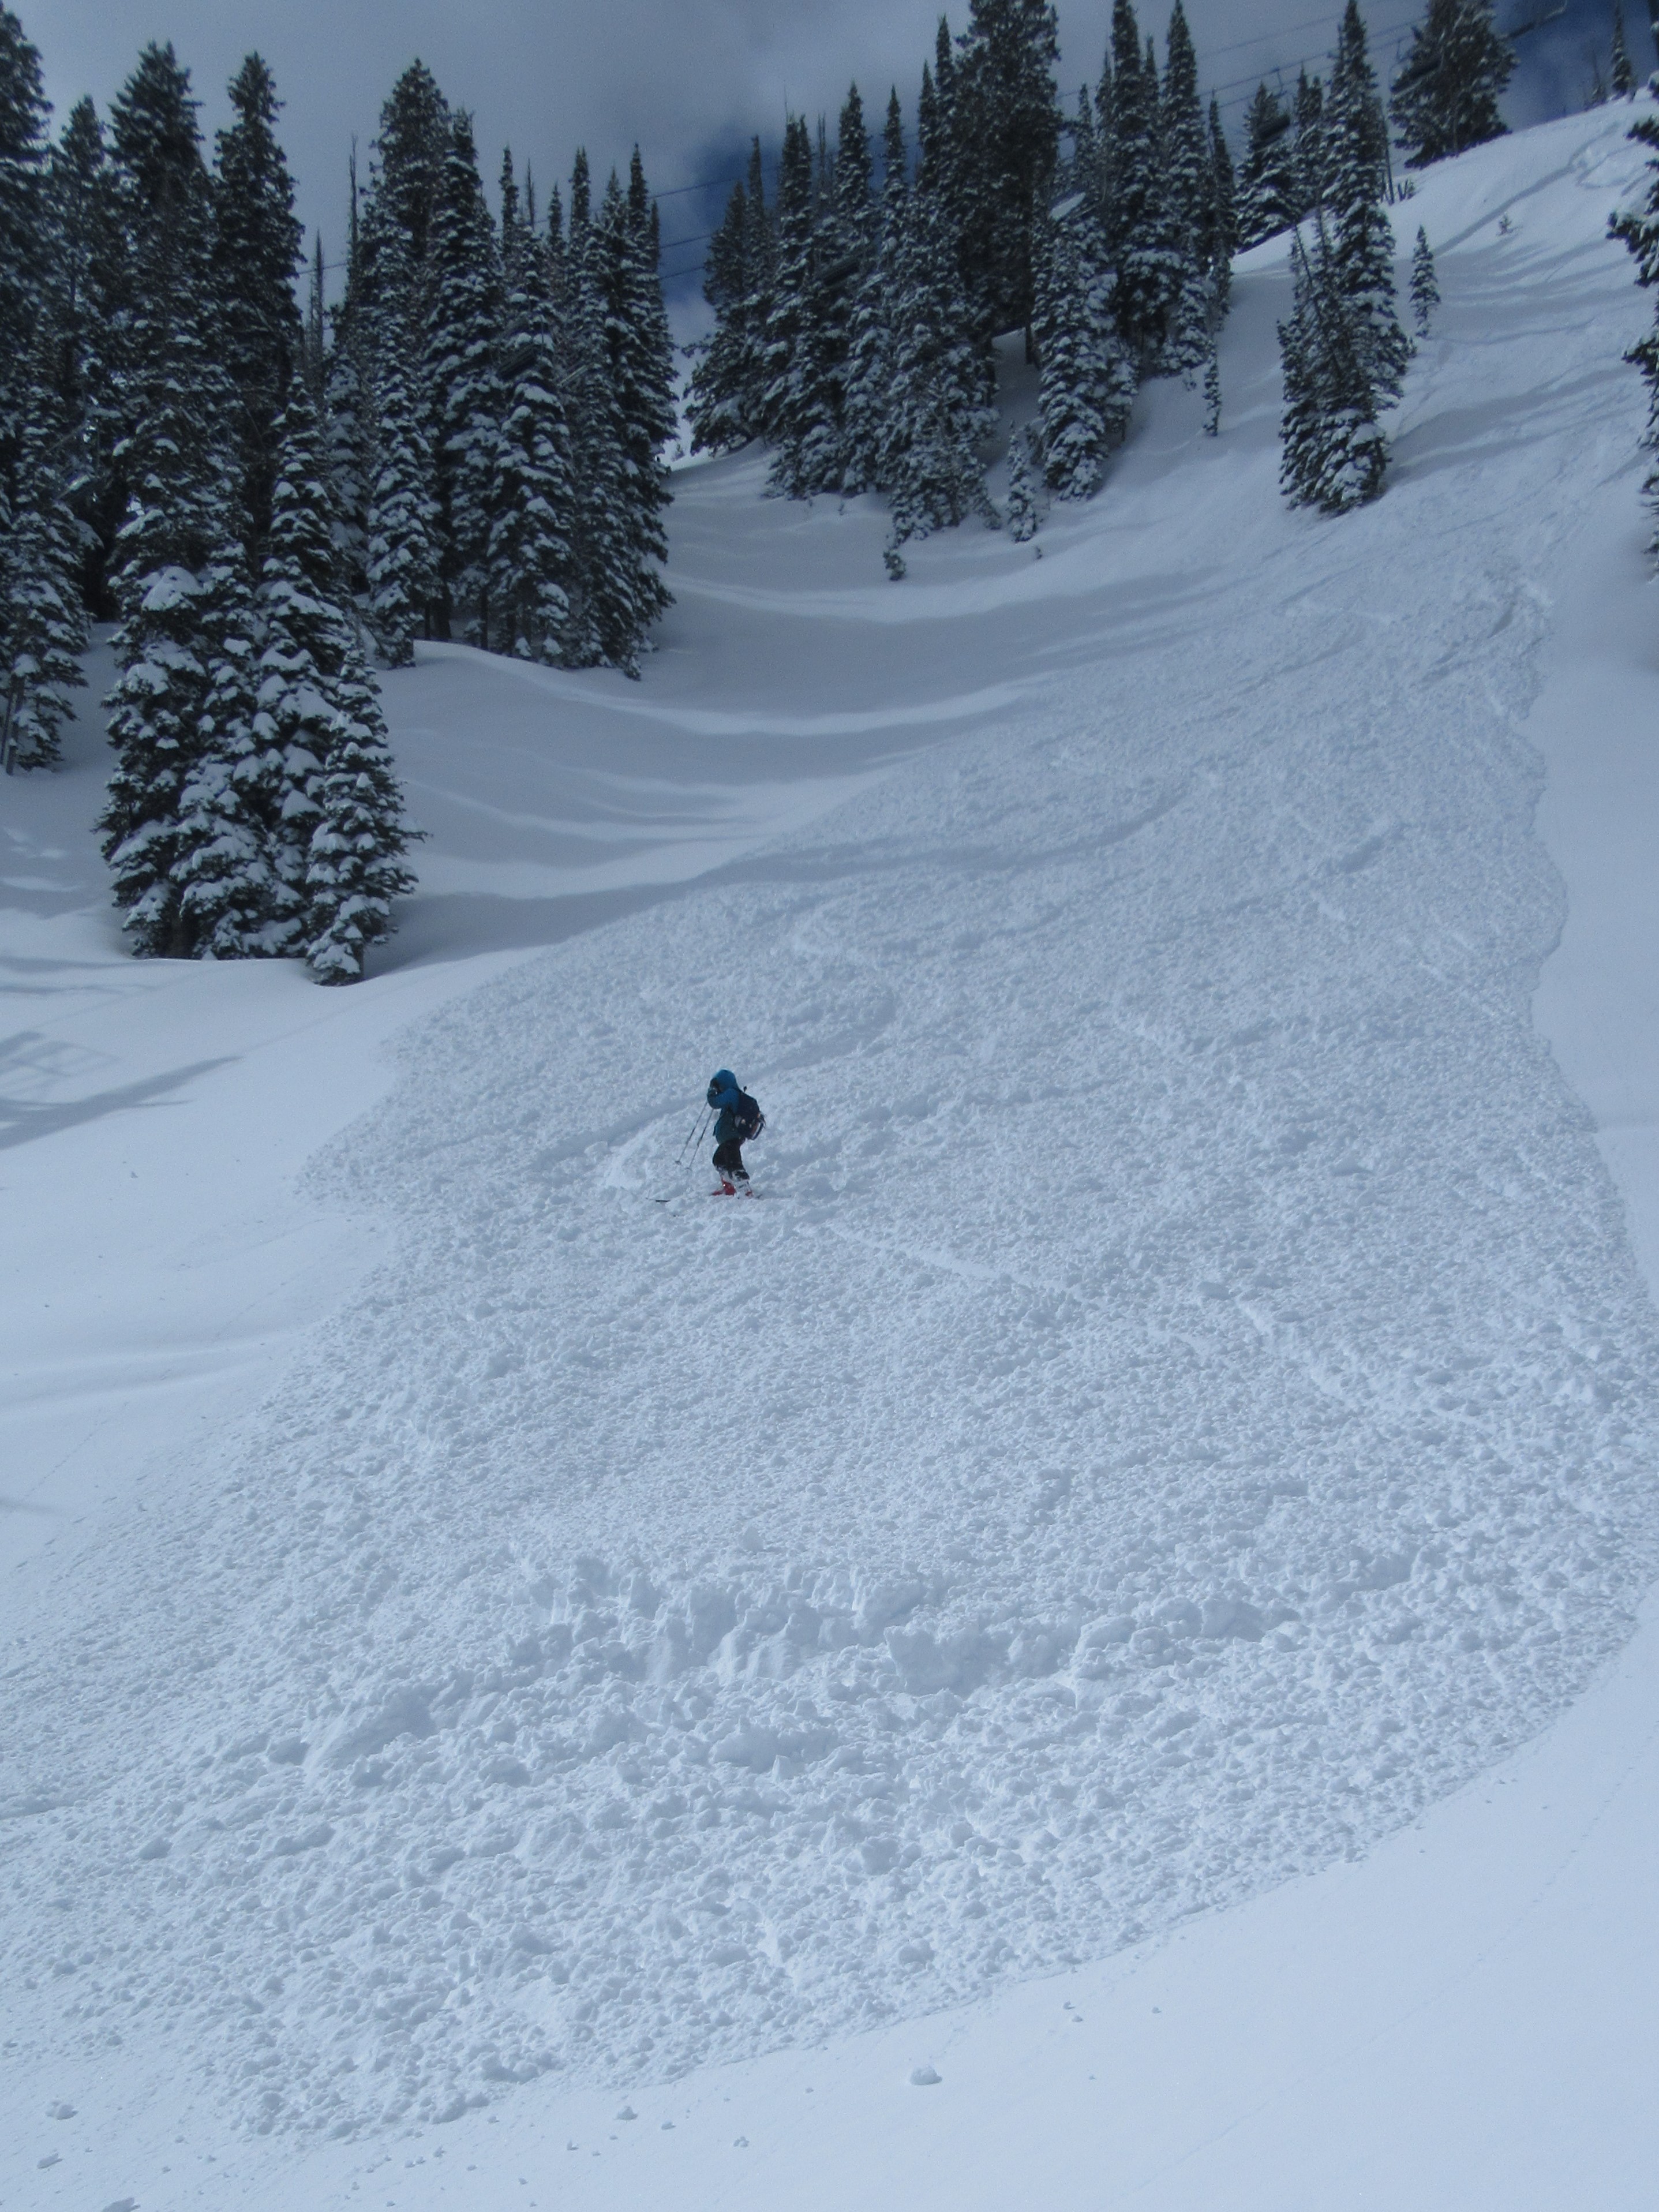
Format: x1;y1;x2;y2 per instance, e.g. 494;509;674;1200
653;1104;711;1201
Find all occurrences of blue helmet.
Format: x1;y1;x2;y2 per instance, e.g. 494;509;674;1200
707;1068;740;1108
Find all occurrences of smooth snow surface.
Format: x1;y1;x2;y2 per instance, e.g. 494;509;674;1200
5;105;1659;2206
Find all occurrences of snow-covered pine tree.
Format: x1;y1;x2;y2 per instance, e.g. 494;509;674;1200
333;63;450;586
98;317;255;955
0;6;51;520
593;158;674;654
424;111;504;644
42;96;119;615
487;149;571;662
0;5;81;770
1327;0;1410;407
42;95;112;459
211;53;304;552
1;383;88;773
799;85;875;493
1205;97;1238;320
1067;81;1103;220
953;0;1062;345
922;15;969;237
254;387;417;979
165;548;282;961
1032;190;1136;496
1611;100;1659;545
1203;342;1221;433
879;151;998;574
1238;82;1297;247
761;114;824;493
1390;0;1515;168
1106;0;1187;370
1293;69;1326;219
559;150;644;671
688;138;776;455
1410;224;1440;334
1095;44;1118;240
97;42;266;956
1005;421;1040;538
1158;0;1218;375
321;152;373;589
365;235;440;665
361;59;450;297
1612;5;1636;98
842;90;907;496
1278;214;1387;512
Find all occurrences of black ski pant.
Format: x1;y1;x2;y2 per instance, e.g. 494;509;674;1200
713;1137;748;1181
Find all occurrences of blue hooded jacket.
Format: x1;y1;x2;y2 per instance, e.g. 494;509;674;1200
706;1068;744;1143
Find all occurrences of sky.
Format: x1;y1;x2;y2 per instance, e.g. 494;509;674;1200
29;0;1651;304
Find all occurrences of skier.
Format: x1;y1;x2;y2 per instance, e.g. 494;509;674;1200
706;1068;764;1193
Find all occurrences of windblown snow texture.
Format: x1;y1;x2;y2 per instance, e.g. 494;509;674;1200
4;110;1658;2149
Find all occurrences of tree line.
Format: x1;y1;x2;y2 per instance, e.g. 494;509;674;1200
688;0;1238;576
688;0;1521;567
0;13;675;979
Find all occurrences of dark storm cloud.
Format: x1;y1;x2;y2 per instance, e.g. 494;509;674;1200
31;0;1648;291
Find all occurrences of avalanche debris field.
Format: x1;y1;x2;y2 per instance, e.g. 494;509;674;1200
5;110;1659;2153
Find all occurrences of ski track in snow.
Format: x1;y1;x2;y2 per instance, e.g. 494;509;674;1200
5;113;1659;2145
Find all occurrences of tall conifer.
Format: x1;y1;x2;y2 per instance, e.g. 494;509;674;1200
212;54;304;551
1391;0;1514;166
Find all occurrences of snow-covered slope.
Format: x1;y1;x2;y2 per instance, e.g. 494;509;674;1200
5;104;1659;2209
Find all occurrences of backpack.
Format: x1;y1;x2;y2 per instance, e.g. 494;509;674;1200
732;1090;765;1143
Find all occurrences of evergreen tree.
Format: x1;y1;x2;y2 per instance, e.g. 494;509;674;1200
165;552;279;960
593;160;674;656
879;164;998;574
1278;215;1387;512
1107;0;1188;368
687;138;774;453
1327;1;1410;406
1612;4;1636;98
802;85;875;491
560;151;644;671
0;5;51;507
96;44;264;956
424;111;504;643
323;150;373;587
1;384;88;772
361;59;450;302
1390;0;1515;167
1203;96;1238;319
1203;343;1222;435
98;310;252;955
1410;224;1440;334
488;151;572;662
1238;82;1297;247
211;54;304;551
953;0;1062;342
1156;0;1215;373
1032;193;1136;496
1293;69;1326;217
365;239;440;665
255;389;417;980
1160;4;1208;249
1004;421;1040;539
761;114;823;491
843;91;908;495
97;44;220;590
